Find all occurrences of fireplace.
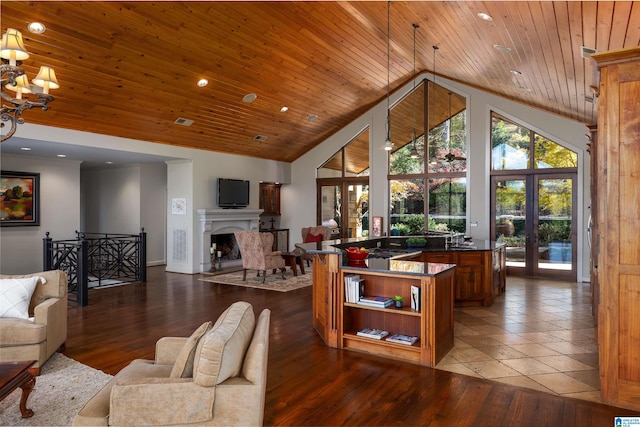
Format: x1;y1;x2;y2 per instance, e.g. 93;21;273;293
197;209;262;272
211;233;241;263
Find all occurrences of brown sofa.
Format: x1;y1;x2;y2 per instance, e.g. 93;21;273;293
73;301;270;426
0;270;68;375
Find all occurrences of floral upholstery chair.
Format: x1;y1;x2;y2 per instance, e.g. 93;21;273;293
295;226;332;266
234;230;286;283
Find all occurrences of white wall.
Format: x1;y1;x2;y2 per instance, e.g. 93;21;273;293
0;154;81;274
287;72;591;281
140;163;167;266
82;163;167;266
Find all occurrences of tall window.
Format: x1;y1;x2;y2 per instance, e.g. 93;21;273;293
388;80;467;235
317;129;369;239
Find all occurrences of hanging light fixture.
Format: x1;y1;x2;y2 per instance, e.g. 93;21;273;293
428;45;439;164
409;23;420;159
441;91;466;162
382;1;394;151
1;27;59;142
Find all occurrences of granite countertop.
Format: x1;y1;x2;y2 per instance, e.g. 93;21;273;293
297;236;504;254
342;258;456;277
296;236;503;278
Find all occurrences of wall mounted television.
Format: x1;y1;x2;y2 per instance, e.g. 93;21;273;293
217;178;250;209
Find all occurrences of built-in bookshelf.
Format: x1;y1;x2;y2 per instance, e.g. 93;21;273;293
336;265;455;367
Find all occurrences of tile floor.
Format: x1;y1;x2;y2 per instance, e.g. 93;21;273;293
436;275;602;403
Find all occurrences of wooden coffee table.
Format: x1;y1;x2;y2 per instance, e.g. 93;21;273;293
281;252;305;277
0;360;36;418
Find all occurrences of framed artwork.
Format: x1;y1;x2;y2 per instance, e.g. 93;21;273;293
372;216;383;237
1;170;40;227
171;198;187;215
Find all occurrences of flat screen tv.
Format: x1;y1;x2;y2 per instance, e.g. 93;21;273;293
217;178;250;209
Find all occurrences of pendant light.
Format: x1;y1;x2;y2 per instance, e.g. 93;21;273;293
429;45;439;165
442;91;466;162
409;23;420;159
382;1;394;151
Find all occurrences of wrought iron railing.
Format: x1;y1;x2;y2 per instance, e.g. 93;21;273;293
44;229;146;306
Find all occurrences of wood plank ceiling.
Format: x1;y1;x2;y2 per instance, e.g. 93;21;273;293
2;2;638;163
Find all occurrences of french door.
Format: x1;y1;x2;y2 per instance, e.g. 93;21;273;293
317;178;369;239
492;172;577;280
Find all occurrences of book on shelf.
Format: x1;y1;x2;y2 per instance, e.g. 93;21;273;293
410;285;421;311
356;328;389;340
344;274;364;303
386;334;419;345
357;296;394;308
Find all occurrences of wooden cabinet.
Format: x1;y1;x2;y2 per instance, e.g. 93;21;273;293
312;253;455;367
408;247;506;307
592;46;640;411
587;124;599;327
259;182;281;216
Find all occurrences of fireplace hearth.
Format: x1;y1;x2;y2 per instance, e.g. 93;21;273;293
197;209;262;272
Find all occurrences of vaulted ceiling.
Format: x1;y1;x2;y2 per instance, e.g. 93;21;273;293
2;2;638;163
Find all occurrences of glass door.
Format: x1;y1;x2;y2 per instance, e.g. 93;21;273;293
318;179;368;239
492;173;576;280
533;175;576;278
319;183;341;239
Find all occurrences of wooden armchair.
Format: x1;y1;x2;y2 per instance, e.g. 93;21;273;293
234;230;286;283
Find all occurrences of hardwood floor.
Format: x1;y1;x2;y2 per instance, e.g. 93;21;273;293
64;266;639;426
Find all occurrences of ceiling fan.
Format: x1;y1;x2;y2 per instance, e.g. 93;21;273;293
442;152;466;162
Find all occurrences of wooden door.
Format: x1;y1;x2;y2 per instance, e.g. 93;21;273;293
593;47;640;411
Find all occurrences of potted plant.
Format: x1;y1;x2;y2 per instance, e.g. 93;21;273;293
393;295;404;308
406;237;427;248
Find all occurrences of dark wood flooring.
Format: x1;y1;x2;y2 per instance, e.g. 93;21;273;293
64;266;639;426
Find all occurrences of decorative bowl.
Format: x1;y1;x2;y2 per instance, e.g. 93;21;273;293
345;247;369;262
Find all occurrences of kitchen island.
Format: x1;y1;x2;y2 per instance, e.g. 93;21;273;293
299;236;505;366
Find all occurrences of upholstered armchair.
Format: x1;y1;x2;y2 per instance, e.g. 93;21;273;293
296;226;332;266
0;270;68;375
74;301;271;426
234;230;286;283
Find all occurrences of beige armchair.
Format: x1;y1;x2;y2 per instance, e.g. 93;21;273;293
234;230;286;283
74;301;271;426
0;270;68;375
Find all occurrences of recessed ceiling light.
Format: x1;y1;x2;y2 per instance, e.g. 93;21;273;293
477;12;493;21
27;22;46;34
493;44;512;54
280;106;289;113
20;147;32;151
510;69;522;75
106;161;114;164
57;154;67;158
197;79;208;87
307;114;318;122
242;93;257;103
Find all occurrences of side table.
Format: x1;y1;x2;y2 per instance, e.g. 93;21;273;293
0;360;36;418
281;252;305;277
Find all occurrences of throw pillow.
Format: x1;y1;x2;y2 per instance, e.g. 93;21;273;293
193;301;255;387
169;321;213;378
305;233;323;243
0;277;43;319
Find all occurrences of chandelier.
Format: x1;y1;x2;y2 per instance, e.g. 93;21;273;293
1;27;59;142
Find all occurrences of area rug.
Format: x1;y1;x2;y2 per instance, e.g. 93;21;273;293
0;353;112;426
199;266;312;292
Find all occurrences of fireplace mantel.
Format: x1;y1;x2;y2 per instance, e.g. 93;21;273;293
197;209;263;272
